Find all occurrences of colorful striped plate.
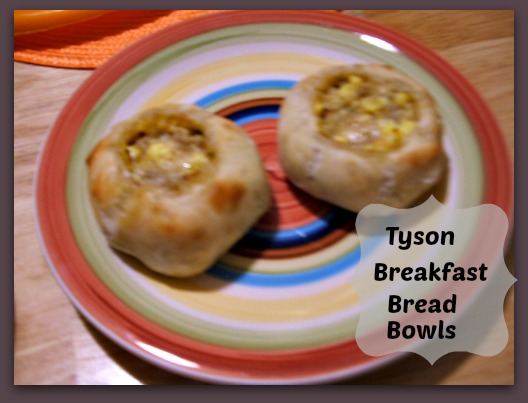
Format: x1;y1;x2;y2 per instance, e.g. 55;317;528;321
35;11;513;384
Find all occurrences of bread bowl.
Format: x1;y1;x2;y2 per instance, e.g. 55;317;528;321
87;103;272;277
278;64;446;212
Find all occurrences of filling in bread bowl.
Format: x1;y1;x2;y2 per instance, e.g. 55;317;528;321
315;73;420;152
121;114;215;190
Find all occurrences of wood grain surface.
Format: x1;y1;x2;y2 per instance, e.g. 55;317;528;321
14;10;514;385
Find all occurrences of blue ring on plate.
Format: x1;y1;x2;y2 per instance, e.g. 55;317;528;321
196;80;295;108
210;247;361;287
227;104;279;125
208;230;386;287
237;206;355;249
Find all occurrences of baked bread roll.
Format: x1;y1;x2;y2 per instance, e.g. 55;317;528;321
87;104;272;277
278;64;446;212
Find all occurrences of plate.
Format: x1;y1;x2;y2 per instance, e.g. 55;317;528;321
35;11;513;384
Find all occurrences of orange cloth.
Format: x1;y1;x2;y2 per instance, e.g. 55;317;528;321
14;10;219;69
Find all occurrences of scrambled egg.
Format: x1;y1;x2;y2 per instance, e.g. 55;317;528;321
124;118;213;188
315;74;419;151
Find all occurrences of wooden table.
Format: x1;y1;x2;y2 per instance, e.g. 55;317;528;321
14;10;514;385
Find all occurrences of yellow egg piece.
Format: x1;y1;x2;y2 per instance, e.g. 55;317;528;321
147;142;172;161
394;92;412;106
360;97;388;113
399;119;417;135
337;83;357;99
348;74;364;85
